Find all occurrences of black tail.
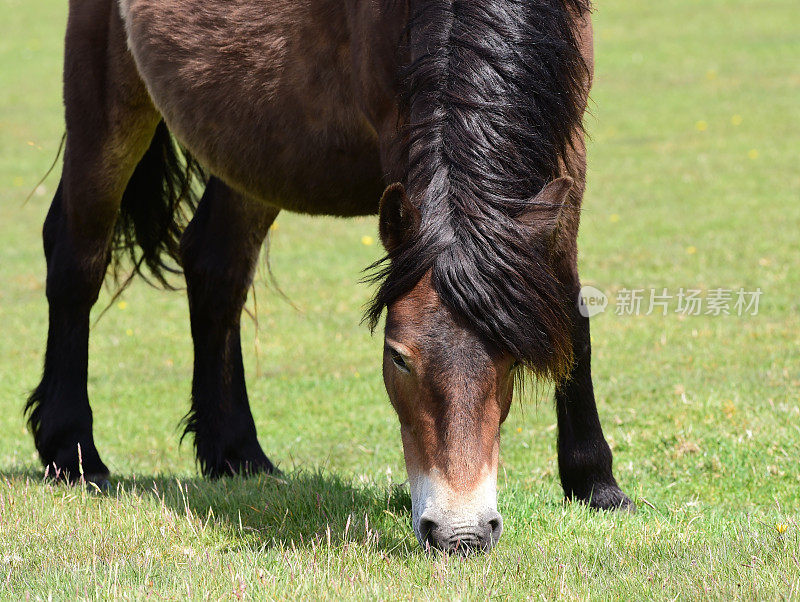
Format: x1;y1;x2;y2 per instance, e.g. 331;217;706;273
111;120;207;289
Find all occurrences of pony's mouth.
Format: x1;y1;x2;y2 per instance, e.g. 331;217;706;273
417;518;504;555
409;468;503;553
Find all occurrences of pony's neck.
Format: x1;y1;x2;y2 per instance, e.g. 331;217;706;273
402;0;587;220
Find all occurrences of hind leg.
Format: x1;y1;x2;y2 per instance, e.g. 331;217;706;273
179;177;278;477
26;2;159;481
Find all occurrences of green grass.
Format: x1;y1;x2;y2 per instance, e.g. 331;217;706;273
1;0;798;598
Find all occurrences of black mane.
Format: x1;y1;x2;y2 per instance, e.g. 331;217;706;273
367;0;591;379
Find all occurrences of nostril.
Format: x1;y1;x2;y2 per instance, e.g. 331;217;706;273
486;513;504;546
419;517;437;551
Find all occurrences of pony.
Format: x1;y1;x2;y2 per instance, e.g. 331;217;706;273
26;0;633;553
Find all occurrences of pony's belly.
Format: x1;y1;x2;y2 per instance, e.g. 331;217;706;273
120;0;384;215
175;113;384;217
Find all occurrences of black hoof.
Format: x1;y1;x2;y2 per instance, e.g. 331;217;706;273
225;456;276;477
84;474;112;492
574;484;636;512
44;466;110;487
201;450;278;479
41;440;109;485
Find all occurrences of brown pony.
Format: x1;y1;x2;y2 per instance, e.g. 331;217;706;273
27;0;633;553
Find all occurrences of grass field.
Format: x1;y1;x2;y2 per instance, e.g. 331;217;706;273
1;0;799;598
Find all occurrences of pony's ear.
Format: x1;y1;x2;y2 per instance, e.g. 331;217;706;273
379;183;419;252
518;176;574;235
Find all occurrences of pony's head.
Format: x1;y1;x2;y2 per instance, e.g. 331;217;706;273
361;0;590;552
372;178;574;552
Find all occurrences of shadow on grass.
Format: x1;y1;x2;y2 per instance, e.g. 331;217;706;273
0;467;417;556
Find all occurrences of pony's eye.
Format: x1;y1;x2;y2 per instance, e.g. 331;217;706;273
510;360;521;372
390;349;411;374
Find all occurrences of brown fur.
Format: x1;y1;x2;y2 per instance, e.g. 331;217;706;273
119;0;402;215
383;272;514;493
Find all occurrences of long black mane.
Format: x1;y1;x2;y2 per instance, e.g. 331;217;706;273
367;0;590;379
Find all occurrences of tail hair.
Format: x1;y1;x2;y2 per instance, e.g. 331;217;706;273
111;120;207;291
